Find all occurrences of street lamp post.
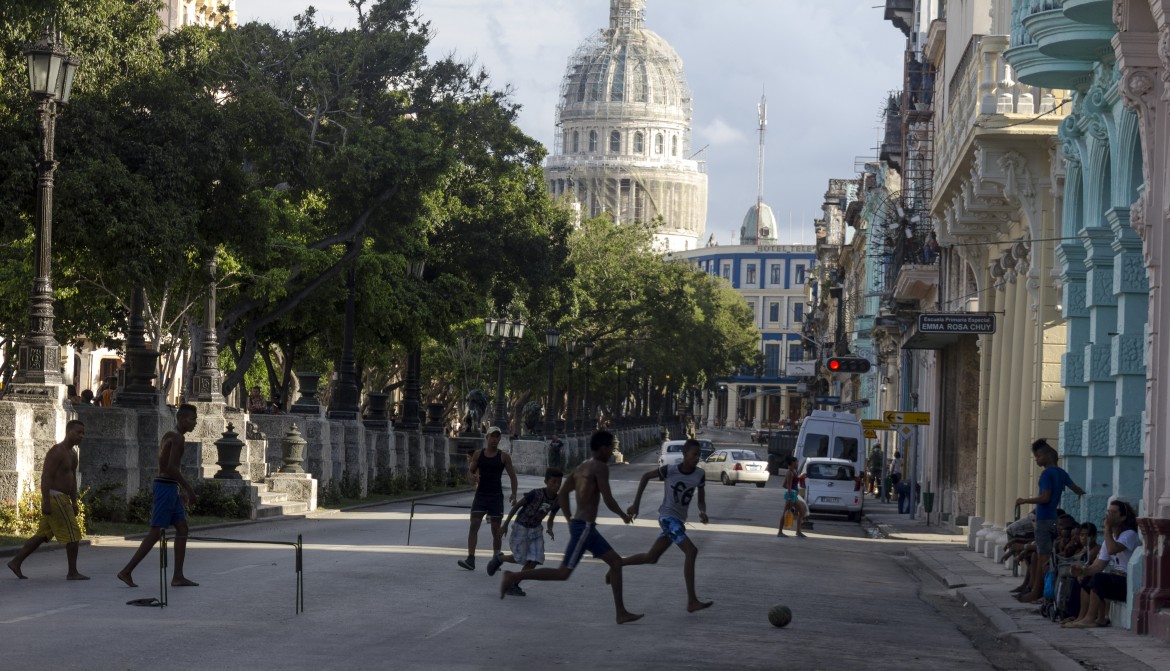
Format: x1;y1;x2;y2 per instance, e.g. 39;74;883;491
544;327;559;435
400;260;426;430
487;315;525;431
13;23;79;390
327;246;360;419
582;340;595;431
564;339;576;432
613;361;622;423
624;358;634;422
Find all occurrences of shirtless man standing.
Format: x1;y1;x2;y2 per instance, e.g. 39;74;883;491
7;420;89;580
499;430;643;624
117;404;199;588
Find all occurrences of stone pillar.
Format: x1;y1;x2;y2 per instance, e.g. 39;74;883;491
191;257;223;402
990;269;1015;538
1107;209;1148;507
1082;226;1120;519
1009;276;1032;534
754;391;765;430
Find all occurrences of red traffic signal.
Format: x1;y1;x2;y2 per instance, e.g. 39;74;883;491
827;357;871;373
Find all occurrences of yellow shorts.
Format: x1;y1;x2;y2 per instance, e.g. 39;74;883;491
35;492;83;543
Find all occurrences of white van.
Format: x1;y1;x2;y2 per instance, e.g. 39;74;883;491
795;410;865;479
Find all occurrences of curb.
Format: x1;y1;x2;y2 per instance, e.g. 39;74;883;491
903;548;1086;671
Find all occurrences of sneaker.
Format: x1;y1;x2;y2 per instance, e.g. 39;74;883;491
486;553;503;576
457;557;475;571
507;584;526;597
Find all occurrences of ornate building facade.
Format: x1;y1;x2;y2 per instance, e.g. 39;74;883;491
544;0;708;251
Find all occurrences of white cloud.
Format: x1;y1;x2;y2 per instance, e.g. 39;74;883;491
698;117;748;147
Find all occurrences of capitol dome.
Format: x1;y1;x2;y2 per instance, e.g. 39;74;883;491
544;0;708;252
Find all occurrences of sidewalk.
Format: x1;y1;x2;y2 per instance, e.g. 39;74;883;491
865;499;1170;671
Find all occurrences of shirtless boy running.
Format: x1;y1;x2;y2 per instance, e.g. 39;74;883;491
7;420;89;580
499;430;643;624
117;404;199;588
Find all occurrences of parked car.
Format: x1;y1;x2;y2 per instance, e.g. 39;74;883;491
701;449;770;487
657;439;714;468
800;457;863;521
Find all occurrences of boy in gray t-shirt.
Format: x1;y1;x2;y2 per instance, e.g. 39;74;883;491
619;439;713;612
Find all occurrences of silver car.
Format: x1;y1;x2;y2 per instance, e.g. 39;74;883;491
657;439;714;469
701;449;770;487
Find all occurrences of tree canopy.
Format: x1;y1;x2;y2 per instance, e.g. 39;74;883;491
0;0;759;420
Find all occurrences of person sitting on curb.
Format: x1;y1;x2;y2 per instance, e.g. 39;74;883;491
1063;500;1140;628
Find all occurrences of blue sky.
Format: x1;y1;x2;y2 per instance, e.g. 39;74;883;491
242;1;907;245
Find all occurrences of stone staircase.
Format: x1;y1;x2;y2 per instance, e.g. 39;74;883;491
255;486;309;518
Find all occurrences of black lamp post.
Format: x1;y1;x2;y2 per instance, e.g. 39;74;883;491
327;245;360;419
400;259;425;430
614;361;622;422
13;23;79;389
564;339;576;432
544;327;560;435
625;358;634;422
582;340;595;431
487;315;525;430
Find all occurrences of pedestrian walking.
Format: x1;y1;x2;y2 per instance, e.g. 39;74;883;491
117;404;200;588
498;431;643;625
486;468;563;596
777;455;807;538
458;426;518;571
621;439;714;612
7;420;89;580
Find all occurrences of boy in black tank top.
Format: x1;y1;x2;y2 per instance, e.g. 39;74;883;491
458;426;518;571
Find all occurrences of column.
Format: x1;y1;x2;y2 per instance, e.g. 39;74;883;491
990;267;1016;543
754;391;765;430
1010;276;1033;530
1107;209;1148;508
727;384;739;429
1082;225;1119;520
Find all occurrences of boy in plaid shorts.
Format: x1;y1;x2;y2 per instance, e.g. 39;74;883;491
487;468;563;596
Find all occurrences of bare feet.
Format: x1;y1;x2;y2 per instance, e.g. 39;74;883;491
500;571;514;599
66;572;90;581
687;600;714;612
117;571;138;588
171;577;199;587
8;560;27;579
616;611;644;625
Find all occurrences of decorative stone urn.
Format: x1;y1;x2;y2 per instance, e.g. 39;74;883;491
279;423;307;474
364;392;390;426
213;423;245;479
290;371;322;414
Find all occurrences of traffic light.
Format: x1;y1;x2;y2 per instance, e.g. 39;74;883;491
826;357;872;374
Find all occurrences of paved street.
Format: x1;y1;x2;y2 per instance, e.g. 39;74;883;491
4;429;1013;670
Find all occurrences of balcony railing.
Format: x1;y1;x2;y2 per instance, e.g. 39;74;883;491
935;34;1067;188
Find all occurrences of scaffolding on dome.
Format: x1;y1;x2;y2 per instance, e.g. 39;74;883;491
544;2;706;248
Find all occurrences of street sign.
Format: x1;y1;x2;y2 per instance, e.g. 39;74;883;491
833;399;870;411
899;425;914;439
864;429;878;439
815;395;841;405
883;411;931;425
861;419;891;430
917;313;996;334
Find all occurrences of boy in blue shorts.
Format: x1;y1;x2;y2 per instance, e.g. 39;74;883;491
118;404;199;588
499;431;642;624
486;468;563;596
622;439;713;612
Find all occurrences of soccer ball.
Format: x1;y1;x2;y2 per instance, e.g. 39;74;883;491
768;604;792;628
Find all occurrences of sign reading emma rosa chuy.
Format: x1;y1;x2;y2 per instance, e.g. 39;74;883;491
916;313;996;334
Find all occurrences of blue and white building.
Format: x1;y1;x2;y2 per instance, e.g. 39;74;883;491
673;203;815;428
